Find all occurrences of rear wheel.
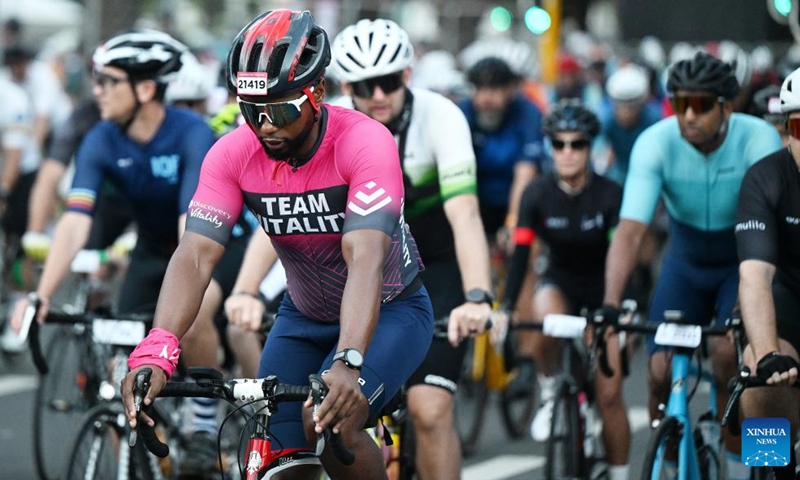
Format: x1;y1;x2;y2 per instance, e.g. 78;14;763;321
544;380;584;480
455;337;490;457
641;416;682;480
34;326;94;480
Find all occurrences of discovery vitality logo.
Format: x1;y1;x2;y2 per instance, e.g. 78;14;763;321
742;418;790;467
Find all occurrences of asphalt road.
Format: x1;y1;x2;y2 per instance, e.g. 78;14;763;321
0;335;696;480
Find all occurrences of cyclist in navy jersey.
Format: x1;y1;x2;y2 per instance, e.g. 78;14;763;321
22;99;134;261
736;67;800;478
495;100;628;480
600;52;782;480
8;29;238;478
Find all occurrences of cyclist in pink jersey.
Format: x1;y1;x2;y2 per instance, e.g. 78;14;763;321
122;10;433;480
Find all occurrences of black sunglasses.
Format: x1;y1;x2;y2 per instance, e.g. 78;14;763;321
349;73;404;99
669;95;724;115
551;138;590;151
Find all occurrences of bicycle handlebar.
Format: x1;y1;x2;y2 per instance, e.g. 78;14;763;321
722;366;800;436
130;368;355;466
21;295;151;376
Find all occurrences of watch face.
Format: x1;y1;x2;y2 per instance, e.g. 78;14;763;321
346;349;364;367
466;289;490;304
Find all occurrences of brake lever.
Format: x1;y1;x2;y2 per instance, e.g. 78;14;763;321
129;368;152;448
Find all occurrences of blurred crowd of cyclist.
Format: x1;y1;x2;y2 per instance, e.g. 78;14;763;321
2;9;800;480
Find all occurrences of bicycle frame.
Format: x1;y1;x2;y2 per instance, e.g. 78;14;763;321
650;347;718;480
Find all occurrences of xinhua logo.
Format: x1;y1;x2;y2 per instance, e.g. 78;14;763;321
741;417;790;467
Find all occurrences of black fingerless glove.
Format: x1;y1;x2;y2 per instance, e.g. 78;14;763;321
592;304;620;327
756;352;800;378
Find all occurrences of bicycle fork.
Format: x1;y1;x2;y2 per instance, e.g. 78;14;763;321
244;413;273;480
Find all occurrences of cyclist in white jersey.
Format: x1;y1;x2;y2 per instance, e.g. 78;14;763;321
329;19;494;480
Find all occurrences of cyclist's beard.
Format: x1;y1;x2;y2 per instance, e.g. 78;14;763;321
476;108;505;132
261;117;317;161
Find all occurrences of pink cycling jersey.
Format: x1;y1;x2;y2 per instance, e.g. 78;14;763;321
185;105;423;322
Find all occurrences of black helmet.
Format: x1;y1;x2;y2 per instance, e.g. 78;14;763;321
92;29;187;83
466;56;520;88
666;51;739;99
543;99;601;139
751;84;782;122
227;9;330;99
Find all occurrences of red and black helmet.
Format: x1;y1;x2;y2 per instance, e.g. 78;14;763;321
227;9;330;99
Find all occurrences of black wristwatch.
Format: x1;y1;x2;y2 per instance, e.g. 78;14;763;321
333;348;364;370
465;288;494;307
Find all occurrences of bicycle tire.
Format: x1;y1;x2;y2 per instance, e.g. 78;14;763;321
34;327;94;480
455;337;490;457
398;415;416;480
544;380;584;480
499;360;538;439
64;405;134;480
641;416;682;480
697;443;722;480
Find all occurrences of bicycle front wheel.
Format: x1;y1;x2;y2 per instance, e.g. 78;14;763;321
641;416;682;480
544;380;583;480
455;336;490;457
65;405;156;480
34;327;93;480
499;360;537;439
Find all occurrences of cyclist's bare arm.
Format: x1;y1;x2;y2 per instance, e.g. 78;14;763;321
26;160;66;233
311;229;388;433
603;218;648;306
225;229;276;329
443;193;494;345
739;259;780;361
152;231;225;339
1;146;22;196
506;161;537;226
10;212;92;331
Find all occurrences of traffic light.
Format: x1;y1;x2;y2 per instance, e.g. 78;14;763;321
768;0;792;24
525;6;552;34
490;6;513;32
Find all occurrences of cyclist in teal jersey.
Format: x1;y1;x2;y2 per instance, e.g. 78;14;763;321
599;52;782;480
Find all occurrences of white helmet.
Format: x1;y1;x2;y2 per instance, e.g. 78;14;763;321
330;19;414;83
638;36;665;70
606;64;650;102
780;67;800;113
165;52;214;104
459;38;538;78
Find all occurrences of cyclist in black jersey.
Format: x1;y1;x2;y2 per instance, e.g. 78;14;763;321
735;67;800;473
496;99;629;480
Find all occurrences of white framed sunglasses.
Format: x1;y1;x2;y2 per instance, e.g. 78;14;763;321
237;87;314;128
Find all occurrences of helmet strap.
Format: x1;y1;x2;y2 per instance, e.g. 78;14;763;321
117;80;143;133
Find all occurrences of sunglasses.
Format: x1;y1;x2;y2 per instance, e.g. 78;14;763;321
786;117;800;139
93;72;128;91
238;89;312;128
551;138;590;151
349;73;404;99
669;95;723;115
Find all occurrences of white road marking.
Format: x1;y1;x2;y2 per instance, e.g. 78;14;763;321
462;407;654;480
463;455;546;480
0;375;37;397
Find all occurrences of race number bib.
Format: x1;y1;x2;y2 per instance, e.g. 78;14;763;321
654;323;702;348
237;72;268;96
